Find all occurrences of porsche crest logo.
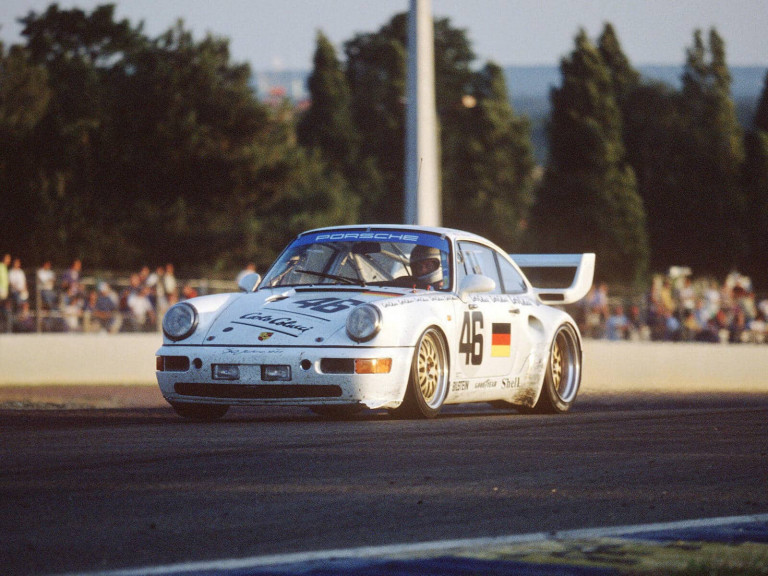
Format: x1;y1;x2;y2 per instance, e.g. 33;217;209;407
258;332;274;341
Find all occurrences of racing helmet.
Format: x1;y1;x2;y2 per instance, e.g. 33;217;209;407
410;245;443;286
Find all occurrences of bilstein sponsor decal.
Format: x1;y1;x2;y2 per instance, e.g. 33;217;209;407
235;312;313;337
451;380;469;392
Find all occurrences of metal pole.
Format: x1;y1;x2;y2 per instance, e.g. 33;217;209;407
404;0;441;226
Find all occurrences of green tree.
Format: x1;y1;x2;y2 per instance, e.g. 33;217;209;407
295;31;366;229
601;21;691;274
622;81;689;273
0;44;51;137
743;72;768;286
0;43;51;258
598;22;641;166
443;62;535;250
345;12;534;238
676;29;746;276
15;4;145;264
598;23;640;109
115;23;357;273
297;32;357;172
9;5;355;274
528;29;648;285
345;15;408;222
345;14;479;222
106;21;274;270
755;72;768;133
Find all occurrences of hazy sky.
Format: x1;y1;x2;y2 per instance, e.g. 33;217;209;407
1;0;766;70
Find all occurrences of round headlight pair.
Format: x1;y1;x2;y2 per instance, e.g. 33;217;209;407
162;302;198;341
346;304;382;342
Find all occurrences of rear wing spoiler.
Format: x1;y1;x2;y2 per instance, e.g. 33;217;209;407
510;253;596;305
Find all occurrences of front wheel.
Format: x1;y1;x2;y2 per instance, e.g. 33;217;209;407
390;327;449;419
532;324;582;413
170;402;229;421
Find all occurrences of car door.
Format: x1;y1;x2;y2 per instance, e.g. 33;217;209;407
454;241;526;393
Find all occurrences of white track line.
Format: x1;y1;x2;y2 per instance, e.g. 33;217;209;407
55;513;768;576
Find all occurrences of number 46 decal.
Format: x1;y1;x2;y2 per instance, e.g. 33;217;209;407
460;311;483;365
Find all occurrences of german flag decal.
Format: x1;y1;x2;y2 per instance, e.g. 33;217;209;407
491;323;511;357
362;291;400;298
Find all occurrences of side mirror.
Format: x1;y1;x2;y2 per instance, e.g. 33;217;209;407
458;274;495;301
238;272;261;292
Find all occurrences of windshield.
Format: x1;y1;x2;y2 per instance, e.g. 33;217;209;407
261;230;452;291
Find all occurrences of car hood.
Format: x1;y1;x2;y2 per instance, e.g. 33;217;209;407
195;287;412;346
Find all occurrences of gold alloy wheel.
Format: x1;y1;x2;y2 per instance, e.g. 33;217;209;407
550;326;580;403
417;328;448;408
551;336;564;392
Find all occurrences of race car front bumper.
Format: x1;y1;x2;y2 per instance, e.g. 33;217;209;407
156;344;414;409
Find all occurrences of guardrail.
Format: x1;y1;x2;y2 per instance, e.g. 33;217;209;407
1;337;767;392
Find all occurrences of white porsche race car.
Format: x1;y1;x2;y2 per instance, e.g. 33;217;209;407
156;225;594;420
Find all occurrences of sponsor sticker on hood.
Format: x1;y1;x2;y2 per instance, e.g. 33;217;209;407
235;312;314;337
204;289;407;345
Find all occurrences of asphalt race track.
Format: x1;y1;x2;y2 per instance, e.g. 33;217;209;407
1;389;767;575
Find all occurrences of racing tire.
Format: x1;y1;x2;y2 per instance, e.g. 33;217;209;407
528;323;582;414
170;402;229;421
390;327;449;419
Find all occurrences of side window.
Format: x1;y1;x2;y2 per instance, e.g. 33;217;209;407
457;242;502;294
496;254;528;294
455;245;469;287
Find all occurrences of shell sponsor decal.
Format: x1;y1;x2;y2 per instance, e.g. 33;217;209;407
258;332;274;341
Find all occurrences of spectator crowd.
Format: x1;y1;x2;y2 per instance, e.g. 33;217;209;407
0;255;192;333
2;253;767;345
577;269;768;344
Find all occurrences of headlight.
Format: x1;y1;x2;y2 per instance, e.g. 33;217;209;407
162;302;198;341
346;304;382;342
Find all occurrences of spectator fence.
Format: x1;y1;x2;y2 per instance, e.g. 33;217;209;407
1;271;237;334
3;265;768;345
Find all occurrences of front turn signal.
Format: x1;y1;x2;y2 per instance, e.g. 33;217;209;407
355;358;392;374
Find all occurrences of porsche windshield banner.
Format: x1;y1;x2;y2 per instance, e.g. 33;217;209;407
294;230;449;251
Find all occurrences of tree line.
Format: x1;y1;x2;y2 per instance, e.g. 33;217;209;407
1;4;767;287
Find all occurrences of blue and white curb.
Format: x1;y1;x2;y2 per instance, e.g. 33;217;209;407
54;513;768;576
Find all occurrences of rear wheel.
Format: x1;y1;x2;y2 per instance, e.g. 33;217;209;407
390;327;449;419
170;402;229;421
533;324;582;413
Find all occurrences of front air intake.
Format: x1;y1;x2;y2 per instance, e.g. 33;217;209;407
174;383;342;399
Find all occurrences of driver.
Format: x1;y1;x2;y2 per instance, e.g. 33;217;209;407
409;245;444;289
